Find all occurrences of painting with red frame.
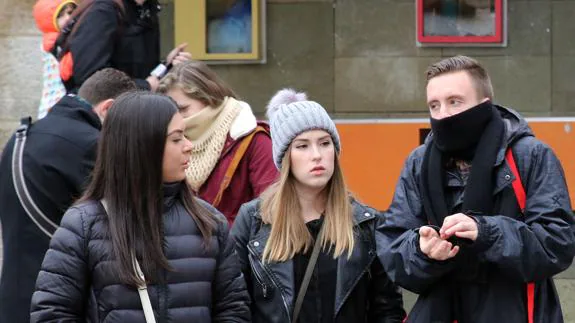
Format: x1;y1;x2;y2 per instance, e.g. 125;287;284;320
416;0;507;46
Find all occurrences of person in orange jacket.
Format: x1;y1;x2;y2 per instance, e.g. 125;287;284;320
33;0;77;119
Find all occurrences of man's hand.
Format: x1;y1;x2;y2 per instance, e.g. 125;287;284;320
146;75;160;92
440;213;478;241
419;226;460;261
166;43;192;67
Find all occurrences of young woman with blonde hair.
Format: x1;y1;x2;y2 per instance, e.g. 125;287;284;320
231;89;406;323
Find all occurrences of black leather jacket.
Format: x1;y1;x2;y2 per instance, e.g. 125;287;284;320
231;198;406;323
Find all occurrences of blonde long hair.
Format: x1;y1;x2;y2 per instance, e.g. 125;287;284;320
260;150;355;263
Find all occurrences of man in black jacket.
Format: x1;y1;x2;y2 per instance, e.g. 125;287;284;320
57;0;191;92
377;56;575;323
0;68;136;323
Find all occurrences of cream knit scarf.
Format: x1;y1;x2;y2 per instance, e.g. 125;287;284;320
184;97;241;191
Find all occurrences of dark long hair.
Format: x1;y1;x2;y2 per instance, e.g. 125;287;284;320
81;91;216;287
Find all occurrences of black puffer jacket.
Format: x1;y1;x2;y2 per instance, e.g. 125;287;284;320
377;106;575;323
30;183;251;322
231;198;406;323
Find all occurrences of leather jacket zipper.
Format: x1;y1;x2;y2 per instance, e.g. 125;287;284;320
248;244;291;321
248;254;269;298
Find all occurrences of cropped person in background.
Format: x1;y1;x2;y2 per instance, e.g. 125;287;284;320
0;68;136;323
32;0;77;119
54;0;191;92
159;60;277;224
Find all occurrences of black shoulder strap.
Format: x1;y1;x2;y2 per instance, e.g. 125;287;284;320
292;222;325;323
11;117;58;238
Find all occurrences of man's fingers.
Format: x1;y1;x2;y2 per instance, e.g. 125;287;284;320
420;234;442;255
419;226;433;238
444;217;478;241
422;240;460;261
429;240;451;258
443;222;469;236
178;52;192;59
455;230;477;241
447;245;460;258
172;57;186;66
420;226;463;260
440;214;465;234
441;214;475;236
420;235;436;254
167;44;189;64
172;54;192;66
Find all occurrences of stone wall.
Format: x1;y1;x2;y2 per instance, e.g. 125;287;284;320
0;0;40;147
3;0;575;140
160;0;575;120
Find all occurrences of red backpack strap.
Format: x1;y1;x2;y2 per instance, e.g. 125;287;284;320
505;148;526;212
505;148;534;323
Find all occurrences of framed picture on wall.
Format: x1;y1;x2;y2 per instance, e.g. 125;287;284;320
416;0;507;47
174;0;266;64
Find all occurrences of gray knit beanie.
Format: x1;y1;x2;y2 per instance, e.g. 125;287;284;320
266;88;341;169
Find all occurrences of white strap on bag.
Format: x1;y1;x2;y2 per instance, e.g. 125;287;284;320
133;256;157;323
100;200;157;323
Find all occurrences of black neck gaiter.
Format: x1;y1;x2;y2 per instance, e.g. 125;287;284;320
430;101;494;159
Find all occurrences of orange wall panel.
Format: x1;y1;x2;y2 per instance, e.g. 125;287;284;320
336;120;575;211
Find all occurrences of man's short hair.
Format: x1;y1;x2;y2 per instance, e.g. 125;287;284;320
78;68;137;105
425;55;494;100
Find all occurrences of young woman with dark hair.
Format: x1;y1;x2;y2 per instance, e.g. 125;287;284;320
30;91;250;322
